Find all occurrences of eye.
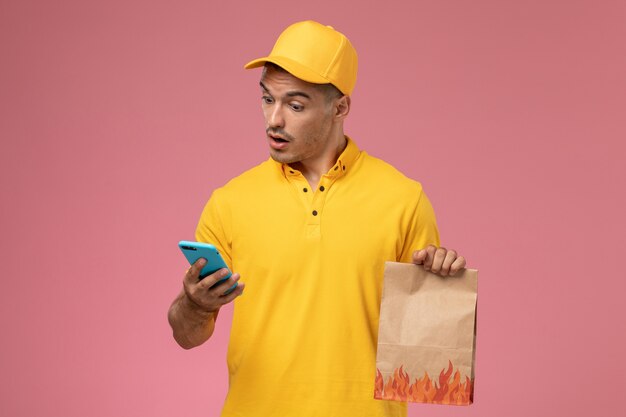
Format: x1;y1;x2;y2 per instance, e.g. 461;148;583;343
290;103;304;112
262;96;274;104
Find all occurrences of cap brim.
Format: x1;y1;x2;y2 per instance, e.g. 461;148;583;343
244;56;330;85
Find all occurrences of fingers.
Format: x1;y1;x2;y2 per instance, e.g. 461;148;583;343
413;245;436;266
423;246;439;271
428;247;448;273
413;245;467;277
449;256;466;276
219;281;245;304
184;258;206;285
439;250;457;276
209;273;241;295
412;249;426;264
197;268;232;290
182;263;244;313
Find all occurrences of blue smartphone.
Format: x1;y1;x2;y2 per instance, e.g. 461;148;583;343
178;241;237;295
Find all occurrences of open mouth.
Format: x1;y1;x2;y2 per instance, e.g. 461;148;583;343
269;134;289;143
268;134;290;150
267;130;292;150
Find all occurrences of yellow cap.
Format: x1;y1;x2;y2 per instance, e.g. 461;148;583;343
244;20;358;95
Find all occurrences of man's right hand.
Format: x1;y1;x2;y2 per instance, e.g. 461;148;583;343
168;258;245;349
182;258;245;314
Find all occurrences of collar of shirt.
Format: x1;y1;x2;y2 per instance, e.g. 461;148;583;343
273;135;361;179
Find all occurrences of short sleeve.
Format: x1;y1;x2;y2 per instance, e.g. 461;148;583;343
398;186;440;263
195;188;233;270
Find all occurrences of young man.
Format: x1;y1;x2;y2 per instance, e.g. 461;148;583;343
168;20;466;417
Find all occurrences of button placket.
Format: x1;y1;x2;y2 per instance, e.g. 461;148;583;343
284;167;314;206
309;191;322;224
283;159;350;238
309;174;335;227
306;182;322;238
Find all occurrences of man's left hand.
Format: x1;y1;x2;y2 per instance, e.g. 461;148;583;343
412;245;466;276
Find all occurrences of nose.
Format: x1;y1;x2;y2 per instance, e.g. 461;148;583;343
267;104;285;129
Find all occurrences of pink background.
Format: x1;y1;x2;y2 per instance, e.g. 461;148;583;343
1;0;624;416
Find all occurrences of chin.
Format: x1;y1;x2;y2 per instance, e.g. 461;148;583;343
269;150;298;164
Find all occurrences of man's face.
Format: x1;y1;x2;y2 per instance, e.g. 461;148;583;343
260;65;336;166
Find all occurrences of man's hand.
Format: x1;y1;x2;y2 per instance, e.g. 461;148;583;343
412;245;466;276
183;258;245;314
168;258;245;349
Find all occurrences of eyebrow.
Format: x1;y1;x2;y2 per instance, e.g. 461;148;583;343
260;81;311;100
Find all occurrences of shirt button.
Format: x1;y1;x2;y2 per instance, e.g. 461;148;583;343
319;186;325;192
303;188;308;192
312;210;318;216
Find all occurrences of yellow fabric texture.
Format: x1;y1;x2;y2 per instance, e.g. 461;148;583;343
196;138;440;417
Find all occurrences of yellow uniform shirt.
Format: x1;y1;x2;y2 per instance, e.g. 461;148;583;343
196;138;440;417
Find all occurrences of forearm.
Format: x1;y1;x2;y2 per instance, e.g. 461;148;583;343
168;290;218;349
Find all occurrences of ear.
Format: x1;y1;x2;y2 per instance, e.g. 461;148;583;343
334;95;351;120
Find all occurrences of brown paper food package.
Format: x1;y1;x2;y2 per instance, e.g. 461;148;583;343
374;262;478;406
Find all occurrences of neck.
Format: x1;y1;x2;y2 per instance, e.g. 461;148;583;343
290;132;347;188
